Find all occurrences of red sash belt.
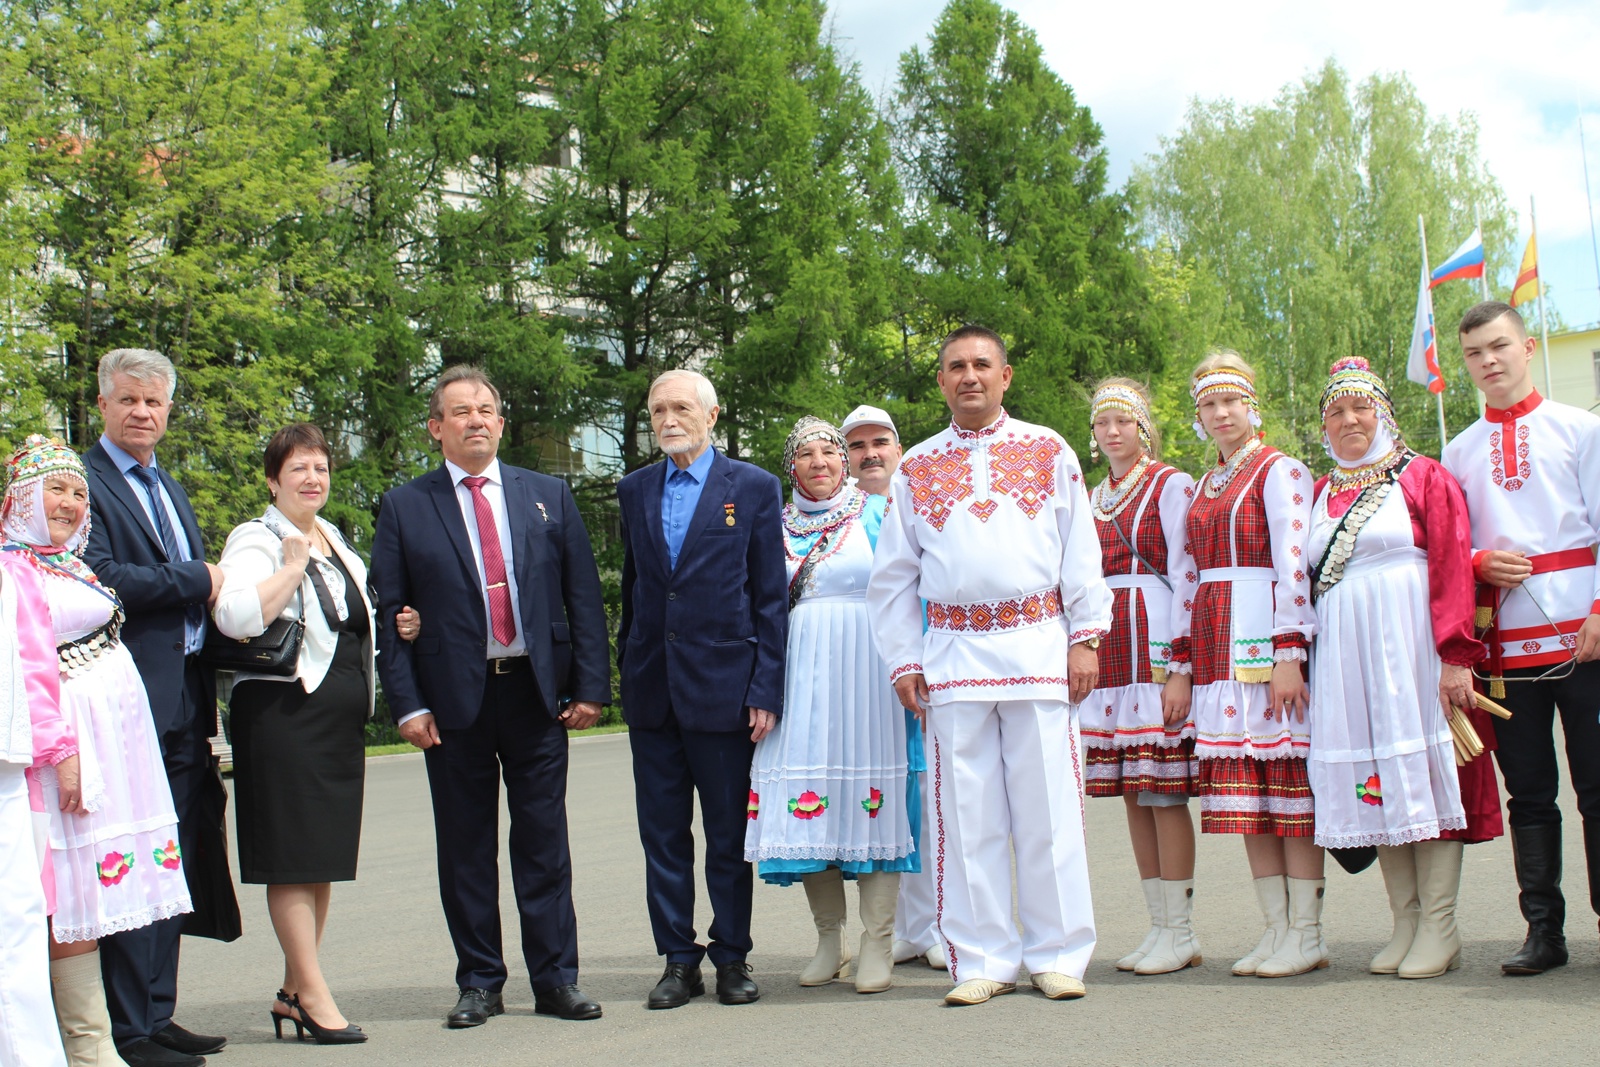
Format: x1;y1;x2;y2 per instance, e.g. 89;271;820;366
1475;545;1595;695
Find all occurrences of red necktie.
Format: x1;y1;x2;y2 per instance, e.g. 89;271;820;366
461;476;518;647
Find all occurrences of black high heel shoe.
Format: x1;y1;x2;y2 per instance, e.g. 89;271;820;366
270;990;300;1040
285;993;368;1045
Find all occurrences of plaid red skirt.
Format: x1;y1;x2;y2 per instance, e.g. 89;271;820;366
1085;739;1198;797
1197;756;1315;837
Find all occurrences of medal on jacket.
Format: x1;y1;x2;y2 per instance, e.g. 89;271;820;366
724;503;736;527
536;502;549;522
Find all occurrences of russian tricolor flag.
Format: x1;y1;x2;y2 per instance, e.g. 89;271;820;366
1407;266;1445;394
1428;227;1485;289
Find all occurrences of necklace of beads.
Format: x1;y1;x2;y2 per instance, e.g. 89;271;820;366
1326;445;1407;496
1202;436;1264;499
1092;455;1154;521
783;489;865;540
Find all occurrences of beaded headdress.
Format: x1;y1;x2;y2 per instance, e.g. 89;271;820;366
782;416;846;491
1318;357;1399;437
2;434;91;554
1190;365;1262;441
1088;383;1154;460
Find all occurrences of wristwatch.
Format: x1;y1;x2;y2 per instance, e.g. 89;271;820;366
1080;636;1102;651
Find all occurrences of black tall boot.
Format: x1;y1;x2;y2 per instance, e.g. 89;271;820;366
1503;823;1568;975
1585;818;1600;941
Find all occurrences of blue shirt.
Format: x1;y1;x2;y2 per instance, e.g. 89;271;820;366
660;446;716;570
100;434;204;654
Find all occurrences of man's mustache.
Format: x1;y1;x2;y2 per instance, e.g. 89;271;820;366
856;457;884;469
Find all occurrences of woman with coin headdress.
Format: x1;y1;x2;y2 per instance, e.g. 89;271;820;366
0;435;191;1063
1080;379;1203;975
1184;352;1324;978
1306;357;1500;980
744;416;918;995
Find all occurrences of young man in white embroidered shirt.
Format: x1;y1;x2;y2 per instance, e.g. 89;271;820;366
1442;300;1600;976
866;325;1112;1005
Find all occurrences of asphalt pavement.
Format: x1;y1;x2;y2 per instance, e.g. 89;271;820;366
176;733;1600;1066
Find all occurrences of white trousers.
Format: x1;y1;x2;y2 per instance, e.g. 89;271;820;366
928;699;1096;983
0;763;67;1067
893;770;938;951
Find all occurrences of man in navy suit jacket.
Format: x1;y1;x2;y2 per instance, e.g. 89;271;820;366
616;369;787;1009
81;348;231;1067
371;366;611;1027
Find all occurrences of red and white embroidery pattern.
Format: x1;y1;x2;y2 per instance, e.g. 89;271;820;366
928;675;1071;692
889;662;923;683
900;448;974;531
1490;425;1531;492
926;589;1064;633
987;436;1063;520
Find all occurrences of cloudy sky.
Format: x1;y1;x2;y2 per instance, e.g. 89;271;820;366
829;0;1600;331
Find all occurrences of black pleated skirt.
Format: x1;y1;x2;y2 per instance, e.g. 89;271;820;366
231;632;368;884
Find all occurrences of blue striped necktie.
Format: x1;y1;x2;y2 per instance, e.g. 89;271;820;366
130;464;205;634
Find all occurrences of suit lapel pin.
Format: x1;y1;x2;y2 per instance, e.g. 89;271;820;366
536;502;549;522
724;503;736;527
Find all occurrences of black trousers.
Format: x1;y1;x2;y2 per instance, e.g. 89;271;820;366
422;662;578;994
102;656;211;1044
629;710;756;968
1492;659;1600;914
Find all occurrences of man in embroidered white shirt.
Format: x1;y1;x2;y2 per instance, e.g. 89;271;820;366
1442;301;1600;976
866;325;1112;1005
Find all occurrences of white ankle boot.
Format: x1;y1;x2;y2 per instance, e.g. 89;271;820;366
1257;877;1329;977
1232;875;1288;976
1135;879;1202;974
1399;840;1463;979
1117;878;1164;971
853;872;900;994
799;868;852;985
51;949;128;1066
1372;844;1419;974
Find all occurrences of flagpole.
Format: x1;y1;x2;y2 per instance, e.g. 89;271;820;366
1420;215;1449;447
1532;195;1554;396
1474;205;1491;300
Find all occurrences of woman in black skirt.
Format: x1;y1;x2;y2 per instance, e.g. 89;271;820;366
214;423;388;1044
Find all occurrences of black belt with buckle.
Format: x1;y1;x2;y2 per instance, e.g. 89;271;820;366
490;656;529;675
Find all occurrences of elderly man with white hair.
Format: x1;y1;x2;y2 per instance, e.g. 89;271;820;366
615;369;788;1010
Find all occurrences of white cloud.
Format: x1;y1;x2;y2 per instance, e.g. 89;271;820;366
829;0;1600;326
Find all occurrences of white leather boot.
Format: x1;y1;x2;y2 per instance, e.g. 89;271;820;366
799;868;852;985
1135;879;1202;974
1399;839;1464;979
51;949;128;1066
853;872;900;994
1232;875;1288;976
1371;844;1419;974
1257;877;1329;977
1117;878;1163;971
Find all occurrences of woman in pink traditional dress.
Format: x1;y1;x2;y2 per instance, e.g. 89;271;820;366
1184;353;1325;978
1307;358;1501;979
1;435;192;1064
1080;379;1203;975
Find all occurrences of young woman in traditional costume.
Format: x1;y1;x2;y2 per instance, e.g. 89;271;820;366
1184;354;1324;977
1081;379;1202;974
744;416;918;994
1306;357;1500;979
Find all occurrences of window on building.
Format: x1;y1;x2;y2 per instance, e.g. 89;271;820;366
1593;350;1600;399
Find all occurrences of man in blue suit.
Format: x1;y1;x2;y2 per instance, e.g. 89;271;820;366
371;365;611;1027
82;348;230;1067
616;369;787;1009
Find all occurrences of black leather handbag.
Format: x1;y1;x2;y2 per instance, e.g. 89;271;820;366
200;587;305;676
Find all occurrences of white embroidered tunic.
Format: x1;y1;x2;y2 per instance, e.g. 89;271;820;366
1442;393;1600;670
866;410;1113;707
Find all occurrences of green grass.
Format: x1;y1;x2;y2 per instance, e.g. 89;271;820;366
363;722;628;758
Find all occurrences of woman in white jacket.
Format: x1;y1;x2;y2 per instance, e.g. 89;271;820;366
214;423;381;1045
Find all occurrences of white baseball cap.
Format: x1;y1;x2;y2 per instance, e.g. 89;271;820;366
840;404;897;439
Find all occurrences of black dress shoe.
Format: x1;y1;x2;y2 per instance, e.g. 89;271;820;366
446;988;505;1028
534;983;602;1020
714;961;760;1005
116;1038;205;1067
647;962;705;1009
151;1022;227;1056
